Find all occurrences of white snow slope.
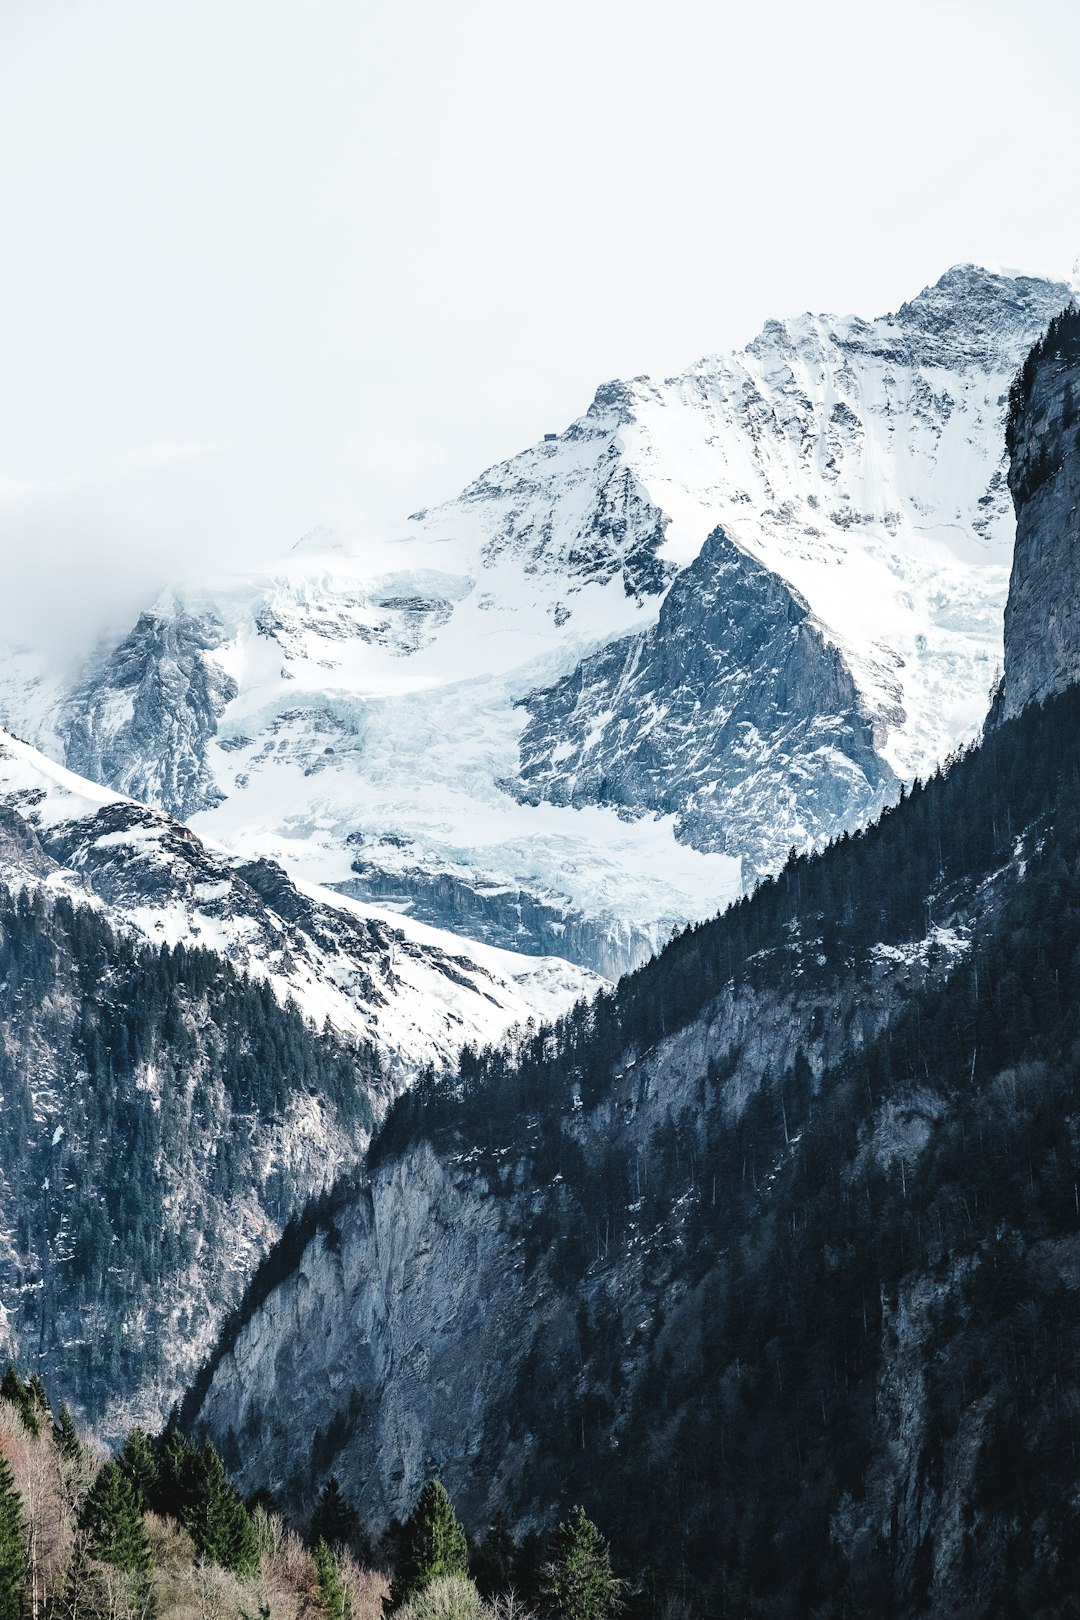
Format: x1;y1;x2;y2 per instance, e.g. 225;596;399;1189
0;728;598;1078
2;264;1073;976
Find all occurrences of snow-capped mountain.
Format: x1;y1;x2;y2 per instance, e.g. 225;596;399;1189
3;265;1072;976
0;728;598;1076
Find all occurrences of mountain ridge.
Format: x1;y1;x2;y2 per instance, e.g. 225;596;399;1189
1;263;1070;975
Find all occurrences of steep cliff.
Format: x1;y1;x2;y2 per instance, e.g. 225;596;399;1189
186;675;1080;1616
998;305;1080;717
184;332;1080;1616
516;527;893;872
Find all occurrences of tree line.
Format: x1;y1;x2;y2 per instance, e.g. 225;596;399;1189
0;1371;625;1620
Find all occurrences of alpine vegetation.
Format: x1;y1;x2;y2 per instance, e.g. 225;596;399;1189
0;1372;618;1620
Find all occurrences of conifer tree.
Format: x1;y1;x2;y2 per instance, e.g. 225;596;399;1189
183;1445;259;1579
54;1406;85;1467
513;1530;547;1610
80;1462;152;1576
472;1514;517;1599
389;1481;469;1608
118;1430;159;1513
313;1538;348;1620
153;1430;199;1522
25;1377;50;1429
310;1477;360;1552
0;1368;36;1437
540;1508;622;1620
0;1454;24;1620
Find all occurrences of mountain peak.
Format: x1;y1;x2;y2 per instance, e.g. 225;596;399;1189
891;262;1074;356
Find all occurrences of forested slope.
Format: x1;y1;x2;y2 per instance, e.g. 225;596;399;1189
0;880;377;1433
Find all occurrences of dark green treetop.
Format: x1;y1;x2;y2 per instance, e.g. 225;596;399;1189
80;1462;152;1575
182;1445;259;1579
0;1453;24;1620
389;1481;469;1609
310;1476;360;1552
540;1508;622;1620
118;1430;159;1514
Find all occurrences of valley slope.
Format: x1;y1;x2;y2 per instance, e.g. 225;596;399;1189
185;315;1080;1619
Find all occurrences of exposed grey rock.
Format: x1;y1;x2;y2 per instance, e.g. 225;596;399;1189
515;528;896;875
62;610;237;819
998;310;1080;719
188;878;1003;1526
340;859;653;980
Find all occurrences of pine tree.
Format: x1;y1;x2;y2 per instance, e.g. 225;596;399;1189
0;1453;24;1620
540;1508;622;1620
389;1481;469;1608
80;1462;152;1575
313;1538;348;1620
54;1406;85;1467
118;1430;159;1513
310;1477;360;1552
183;1445;259;1578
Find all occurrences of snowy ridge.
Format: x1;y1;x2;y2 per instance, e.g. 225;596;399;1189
1;264;1072;972
0;729;599;1076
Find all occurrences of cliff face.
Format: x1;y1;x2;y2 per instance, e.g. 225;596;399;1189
999;306;1080;718
190;940;970;1521
516;527;894;875
189;682;1080;1618
181;324;1080;1617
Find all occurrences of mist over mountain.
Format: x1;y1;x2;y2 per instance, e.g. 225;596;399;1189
0;265;1071;980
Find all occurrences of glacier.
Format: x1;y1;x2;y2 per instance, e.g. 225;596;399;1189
1;263;1073;976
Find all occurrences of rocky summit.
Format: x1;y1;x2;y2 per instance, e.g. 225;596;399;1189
0;266;1071;976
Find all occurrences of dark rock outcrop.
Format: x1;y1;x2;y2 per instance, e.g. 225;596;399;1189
62;610;237;818
998;305;1080;719
515;527;895;875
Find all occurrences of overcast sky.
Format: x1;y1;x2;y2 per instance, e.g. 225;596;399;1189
1;0;1079;654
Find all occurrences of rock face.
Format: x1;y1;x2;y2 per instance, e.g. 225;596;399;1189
62;609;238;819
2;266;1069;973
516;527;894;873
186;674;1080;1617
998;306;1080;718
189;943;973;1523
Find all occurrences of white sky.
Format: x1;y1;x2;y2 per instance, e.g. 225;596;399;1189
1;0;1079;654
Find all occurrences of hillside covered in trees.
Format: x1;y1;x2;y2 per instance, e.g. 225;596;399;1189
0;882;380;1432
186;666;1080;1620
